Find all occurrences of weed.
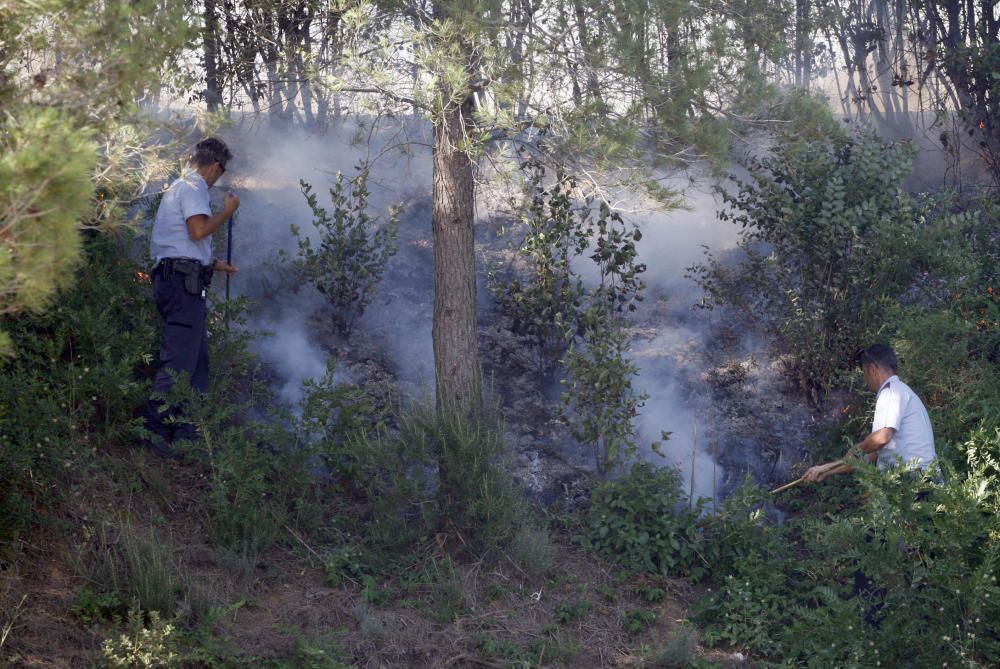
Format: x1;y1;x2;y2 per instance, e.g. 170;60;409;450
81;521;184;619
638;625;700;668
0;593;27;652
352;602;388;641
484;581;506;603
597;584;619;603
580;464;705;578
100;606;180;669
322;544;369;588
529;628;580;664
623;609;657;636
278;631;353;669
508;525;555;578
72;587;126;624
553;599;591;625
476;633;524;662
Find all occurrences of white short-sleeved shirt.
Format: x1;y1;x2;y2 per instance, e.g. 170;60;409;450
872;375;936;471
150;170;213;266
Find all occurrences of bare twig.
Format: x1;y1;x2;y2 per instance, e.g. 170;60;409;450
0;594;28;650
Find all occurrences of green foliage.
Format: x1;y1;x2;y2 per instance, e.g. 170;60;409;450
623;609;656;636
554;599;592;624
690;454;1000;666
0;233;157;548
271;632;352;669
80;522;185;620
294;169;400;332
507;525;556;578
0;109;96;337
492;161;650;471
562;311;647;473
693;127;971;400
580;464;704;578
491;165;588;371
294;388;534;585
296;359;388;486
0;0;191;354
100;606;180;669
399;406;527;556
637;625;701;668
72;587;127;624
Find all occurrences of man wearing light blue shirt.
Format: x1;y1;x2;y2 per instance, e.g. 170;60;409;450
804;344;937;483
143;137;240;458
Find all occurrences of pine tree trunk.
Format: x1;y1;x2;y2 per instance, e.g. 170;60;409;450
202;0;223;111
432;88;480;418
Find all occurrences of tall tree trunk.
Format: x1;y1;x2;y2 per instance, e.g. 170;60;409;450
202;0;223;111
432;88;480;418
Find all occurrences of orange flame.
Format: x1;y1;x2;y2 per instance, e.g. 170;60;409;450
979;120;986;129
135;271;151;283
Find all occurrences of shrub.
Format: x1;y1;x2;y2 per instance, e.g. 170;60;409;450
693;452;1000;666
326;403;530;567
492;160;651;471
692;128;972;401
294;168;400;333
100;606;180;669
580;464;705;578
80;521;184;620
0;232;157;548
508;525;556;578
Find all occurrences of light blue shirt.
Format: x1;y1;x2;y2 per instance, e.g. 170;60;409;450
150;170;213;265
872;375;936;471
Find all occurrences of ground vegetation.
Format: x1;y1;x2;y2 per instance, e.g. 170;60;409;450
4;1;1000;668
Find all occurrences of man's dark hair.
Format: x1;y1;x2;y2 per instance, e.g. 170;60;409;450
190;137;232;169
858;344;898;373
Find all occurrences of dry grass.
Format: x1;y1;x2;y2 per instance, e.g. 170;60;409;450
0;445;733;669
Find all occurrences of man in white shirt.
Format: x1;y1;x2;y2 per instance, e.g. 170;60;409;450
804;344;936;483
143;137;240;458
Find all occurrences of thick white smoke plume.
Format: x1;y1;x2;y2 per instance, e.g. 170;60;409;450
625;182;742;504
213;119;434;404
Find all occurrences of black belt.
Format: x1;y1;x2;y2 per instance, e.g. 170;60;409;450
153;257;204;276
153;258;213;292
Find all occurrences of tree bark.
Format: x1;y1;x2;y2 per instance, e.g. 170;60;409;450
202;0;223;111
432;86;480;418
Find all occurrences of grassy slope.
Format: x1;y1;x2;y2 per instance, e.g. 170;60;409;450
0;442;740;669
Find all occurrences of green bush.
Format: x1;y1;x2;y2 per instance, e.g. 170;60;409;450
326;404;531;566
492;160;651;471
80;521;185;620
0;232;158;548
693;454;1000;666
580;464;705;578
100;606;180;669
294;169;400;333
693;128;972;400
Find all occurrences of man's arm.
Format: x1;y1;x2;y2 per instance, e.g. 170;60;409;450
186;192;239;241
857;426;894;454
803;428;893;483
803;461;854;482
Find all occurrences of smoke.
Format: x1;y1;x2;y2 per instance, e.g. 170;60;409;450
211;117;435;404
624;180;741;503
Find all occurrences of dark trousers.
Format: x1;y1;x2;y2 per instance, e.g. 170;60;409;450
143;266;209;442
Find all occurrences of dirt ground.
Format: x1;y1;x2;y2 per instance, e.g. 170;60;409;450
0;450;750;669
